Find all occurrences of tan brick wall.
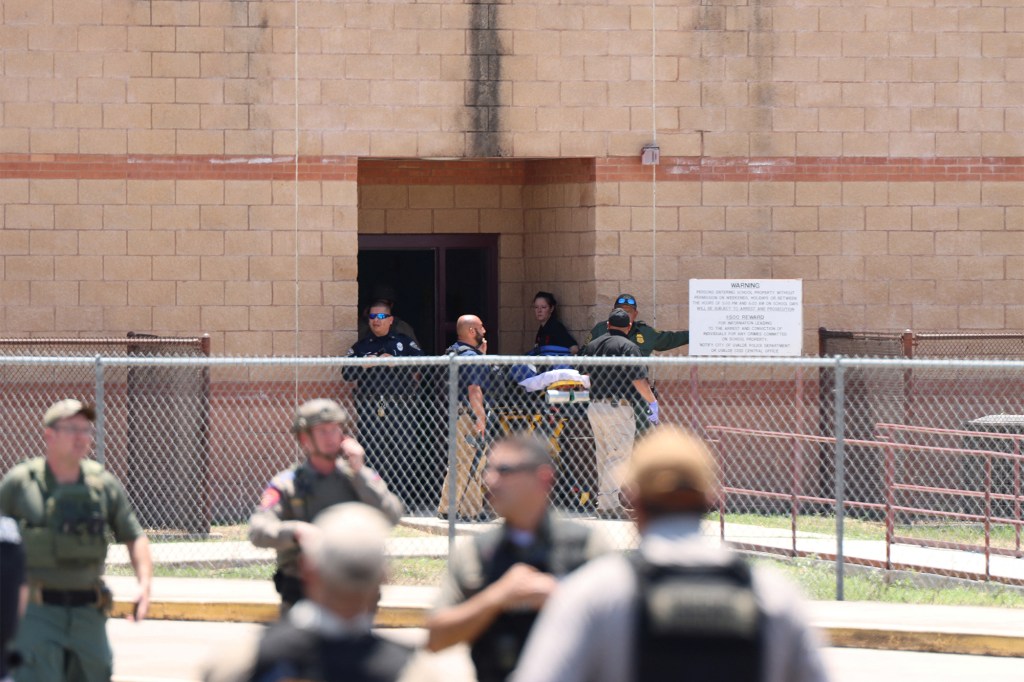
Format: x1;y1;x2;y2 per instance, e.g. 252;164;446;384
2;0;1023;351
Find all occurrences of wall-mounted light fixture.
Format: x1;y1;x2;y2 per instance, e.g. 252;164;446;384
641;143;660;166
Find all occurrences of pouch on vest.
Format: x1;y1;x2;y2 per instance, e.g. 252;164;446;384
631;554;764;682
49;484;108;563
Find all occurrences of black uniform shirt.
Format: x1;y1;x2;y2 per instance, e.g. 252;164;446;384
343;332;423;397
578;330;647;401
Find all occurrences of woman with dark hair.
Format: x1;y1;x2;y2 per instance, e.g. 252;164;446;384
532;291;579;355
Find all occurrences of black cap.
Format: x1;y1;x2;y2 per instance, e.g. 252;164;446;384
614;293;637;307
608;308;631;328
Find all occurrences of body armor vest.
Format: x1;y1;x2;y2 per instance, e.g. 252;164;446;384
630;553;764;682
466;519;592;682
252;621;412;682
20;460;108;570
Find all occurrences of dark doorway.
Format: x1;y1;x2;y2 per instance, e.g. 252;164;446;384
357;235;500;354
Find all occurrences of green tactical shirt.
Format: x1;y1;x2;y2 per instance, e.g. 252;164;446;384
585;320;689;357
0;457;143;590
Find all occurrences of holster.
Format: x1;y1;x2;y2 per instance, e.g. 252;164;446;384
98;583;114;615
272;569;305;605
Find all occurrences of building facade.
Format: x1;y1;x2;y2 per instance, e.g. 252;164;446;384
1;0;1022;355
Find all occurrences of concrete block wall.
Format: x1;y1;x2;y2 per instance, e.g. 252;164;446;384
1;0;1022;352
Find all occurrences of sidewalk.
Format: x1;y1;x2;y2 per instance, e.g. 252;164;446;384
102;516;1024;658
104;574;1024;658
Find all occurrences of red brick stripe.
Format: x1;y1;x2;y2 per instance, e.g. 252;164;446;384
1;154;1021;183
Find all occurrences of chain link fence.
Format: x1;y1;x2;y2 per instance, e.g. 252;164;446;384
2;353;1024;604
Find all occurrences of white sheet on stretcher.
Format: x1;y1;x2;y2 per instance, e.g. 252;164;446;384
517;368;590;392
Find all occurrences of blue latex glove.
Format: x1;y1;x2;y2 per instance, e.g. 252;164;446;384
648;401;659;425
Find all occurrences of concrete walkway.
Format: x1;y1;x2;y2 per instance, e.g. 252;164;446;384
102;516;1024;657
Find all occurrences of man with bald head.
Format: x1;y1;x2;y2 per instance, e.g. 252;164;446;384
438;314;492;521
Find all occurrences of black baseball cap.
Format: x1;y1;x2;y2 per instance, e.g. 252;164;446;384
608;308;632;328
614;293;637;307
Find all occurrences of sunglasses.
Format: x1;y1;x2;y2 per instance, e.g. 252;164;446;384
52;425;95;436
367;313;393;320
485;462;538;477
615;296;636;306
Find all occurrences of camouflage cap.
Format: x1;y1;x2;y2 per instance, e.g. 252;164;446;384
291;399;350;434
43;399;96;428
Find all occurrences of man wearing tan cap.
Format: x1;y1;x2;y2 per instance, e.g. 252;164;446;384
512;426;830;682
0;399;152;682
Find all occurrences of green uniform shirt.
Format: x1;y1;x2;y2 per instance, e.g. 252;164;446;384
586;320;689;357
0;457;143;590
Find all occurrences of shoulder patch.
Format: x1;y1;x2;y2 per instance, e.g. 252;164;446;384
259;487;282;511
635;332;645;345
396;341;403;352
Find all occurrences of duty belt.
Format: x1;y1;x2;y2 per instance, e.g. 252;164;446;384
39;587;99;607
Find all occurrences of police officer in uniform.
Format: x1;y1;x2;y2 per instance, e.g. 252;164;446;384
357;285;419;345
513;427;830;682
579;309;658;519
437;315;492;521
427;434;611;682
344;299;424;505
584;293;689;356
249;400;404;614
0;399;153;682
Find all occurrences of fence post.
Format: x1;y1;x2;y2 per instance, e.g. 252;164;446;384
446;352;460;553
94;355;106;467
833;356;846;601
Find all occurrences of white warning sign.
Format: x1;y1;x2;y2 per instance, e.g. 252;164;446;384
689;279;803;357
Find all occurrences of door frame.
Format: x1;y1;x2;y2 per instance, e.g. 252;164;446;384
357;234;500;354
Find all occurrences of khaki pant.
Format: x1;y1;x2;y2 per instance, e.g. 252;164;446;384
587;399;636;512
437;414;487;518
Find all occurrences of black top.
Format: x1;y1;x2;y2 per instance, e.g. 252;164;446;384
1;517;24;679
251;621;413;682
534;318;578;350
343;332;423;398
579;330;647;401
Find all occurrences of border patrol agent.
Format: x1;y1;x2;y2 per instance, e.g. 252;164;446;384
0;399;153;682
585;293;689;356
249;400;404;614
427;435;611;682
579;308;658;519
513;427;830;682
344;299;424;504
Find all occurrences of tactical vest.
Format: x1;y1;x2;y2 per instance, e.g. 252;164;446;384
464;519;593;682
20;459;109;570
630;553;764;682
252;621;412;682
287;464;359;523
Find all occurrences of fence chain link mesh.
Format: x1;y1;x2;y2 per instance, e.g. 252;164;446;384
2;352;1023;605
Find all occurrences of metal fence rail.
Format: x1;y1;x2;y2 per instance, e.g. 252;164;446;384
2;354;1024;603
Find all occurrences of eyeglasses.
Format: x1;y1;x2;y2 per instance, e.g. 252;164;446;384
367;313;393;320
485;462;538;477
52;425;95;436
615;296;636;306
